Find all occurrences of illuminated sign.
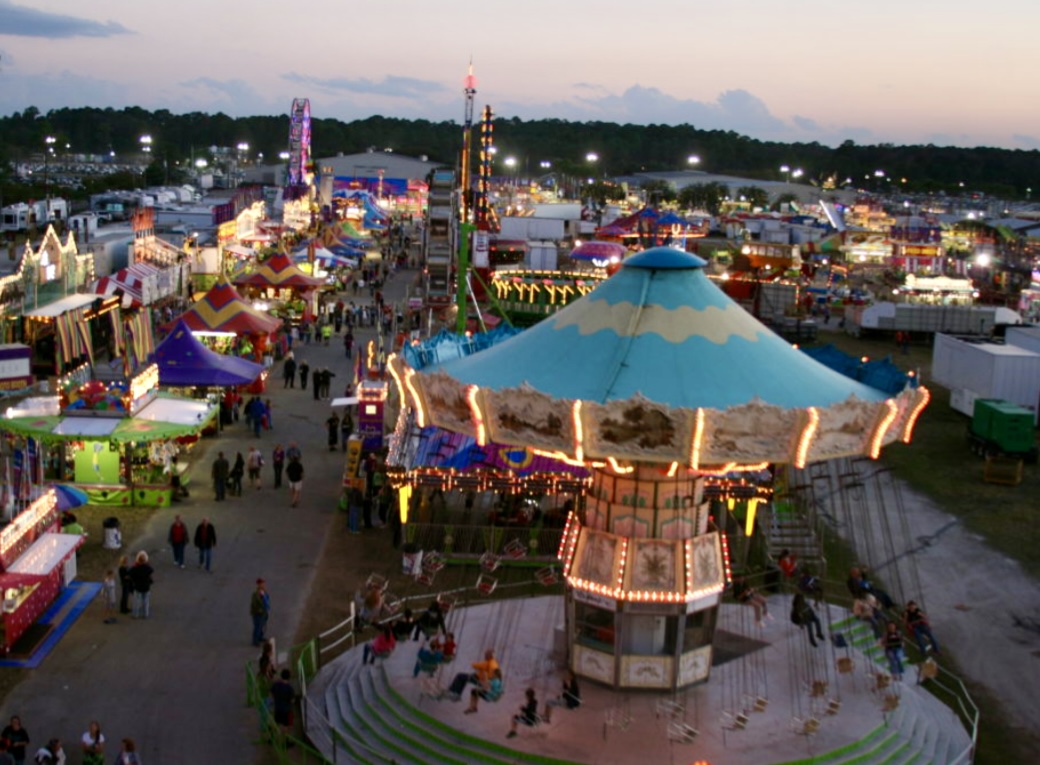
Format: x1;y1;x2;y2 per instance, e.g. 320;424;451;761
128;363;159;415
0;344;32;390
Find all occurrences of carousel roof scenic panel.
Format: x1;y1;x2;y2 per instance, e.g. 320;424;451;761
431;248;889;410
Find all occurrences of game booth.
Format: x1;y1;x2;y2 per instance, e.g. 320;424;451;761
0;490;83;654
176;280;280;393
0;363;218;507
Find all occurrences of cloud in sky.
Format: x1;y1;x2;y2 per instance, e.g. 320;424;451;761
0;0;131;38
282;72;446;100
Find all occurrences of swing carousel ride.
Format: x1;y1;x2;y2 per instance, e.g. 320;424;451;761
309;247;971;765
389;246;928;689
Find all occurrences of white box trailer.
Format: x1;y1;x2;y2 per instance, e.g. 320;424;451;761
499;217;565;242
931;333;1040;423
1005;326;1040;355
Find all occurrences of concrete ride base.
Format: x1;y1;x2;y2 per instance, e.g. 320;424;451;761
308;595;972;765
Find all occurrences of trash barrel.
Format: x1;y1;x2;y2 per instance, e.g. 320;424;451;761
102;517;122;550
401;542;423;575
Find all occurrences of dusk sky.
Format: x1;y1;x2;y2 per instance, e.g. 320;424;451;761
1;0;1037;152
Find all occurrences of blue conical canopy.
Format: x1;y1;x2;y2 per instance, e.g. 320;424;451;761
433;248;886;410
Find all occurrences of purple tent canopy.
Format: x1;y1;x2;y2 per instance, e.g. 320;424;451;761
569;241;627;261
154;320;264;387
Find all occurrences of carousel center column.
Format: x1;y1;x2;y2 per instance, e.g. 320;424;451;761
560;463;726;691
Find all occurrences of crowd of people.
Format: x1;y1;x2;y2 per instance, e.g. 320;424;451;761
765;550;942;679
0;716;142;764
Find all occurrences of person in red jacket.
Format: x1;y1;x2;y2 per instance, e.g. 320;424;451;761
168;515;189;568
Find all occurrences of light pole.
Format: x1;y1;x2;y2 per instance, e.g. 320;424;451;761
139;135;152;187
780;164;790;184
235;142;250;187
44;135;56;198
504;156;517;187
687;154;700;168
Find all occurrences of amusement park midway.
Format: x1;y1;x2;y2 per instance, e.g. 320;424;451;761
0;275;1037;762
0;262;418;764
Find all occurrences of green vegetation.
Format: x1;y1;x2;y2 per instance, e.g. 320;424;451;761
2;107;1040;203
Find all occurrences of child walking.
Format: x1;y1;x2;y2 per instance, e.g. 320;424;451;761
102;569;118;624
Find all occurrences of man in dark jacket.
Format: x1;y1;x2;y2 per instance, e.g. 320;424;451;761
194;518;217;572
211;452;229;501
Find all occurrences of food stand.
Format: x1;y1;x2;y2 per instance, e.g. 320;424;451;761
0;491;82;653
1;364;218;507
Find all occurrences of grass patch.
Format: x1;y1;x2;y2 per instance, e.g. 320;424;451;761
819;332;1040;580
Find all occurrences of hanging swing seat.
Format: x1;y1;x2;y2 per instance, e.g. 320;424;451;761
503;538;528;559
882;693;900;712
535;567;558;586
721;711;749;730
825;699;842;716
836;656;855;674
421;551;446;573
791;717;821;736
667;721;699;743
416;570;437;587
752;696;769;713
604;707;632;733
809;680;828;698
875;673;892;691
419;676;446;701
476;573;498;595
436;594;457;614
383;593;402;615
479;551;501;573
365;573;388;592
655;699;685;719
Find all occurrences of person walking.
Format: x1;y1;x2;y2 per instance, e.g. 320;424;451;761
79;721;105;765
286;456;304;508
101;570;117;624
326;412;340;452
343;330;354;359
282;356;296;389
271;444;285;489
129;552;154;619
113;739;140;765
2;715;30;765
311;367;321;401
117;555;133;615
247;446;264;490
168;515;189;568
340;410;353;451
30;739;63;765
194;518;217;572
269;669;296;744
286;441;302;463
211;451;229;501
321;368;335;399
229;452;245;497
298;360;310;390
250;578;271;646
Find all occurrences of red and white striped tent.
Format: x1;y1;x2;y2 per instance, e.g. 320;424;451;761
93;262;161;307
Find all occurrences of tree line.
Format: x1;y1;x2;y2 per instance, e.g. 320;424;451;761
2;106;1038;200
